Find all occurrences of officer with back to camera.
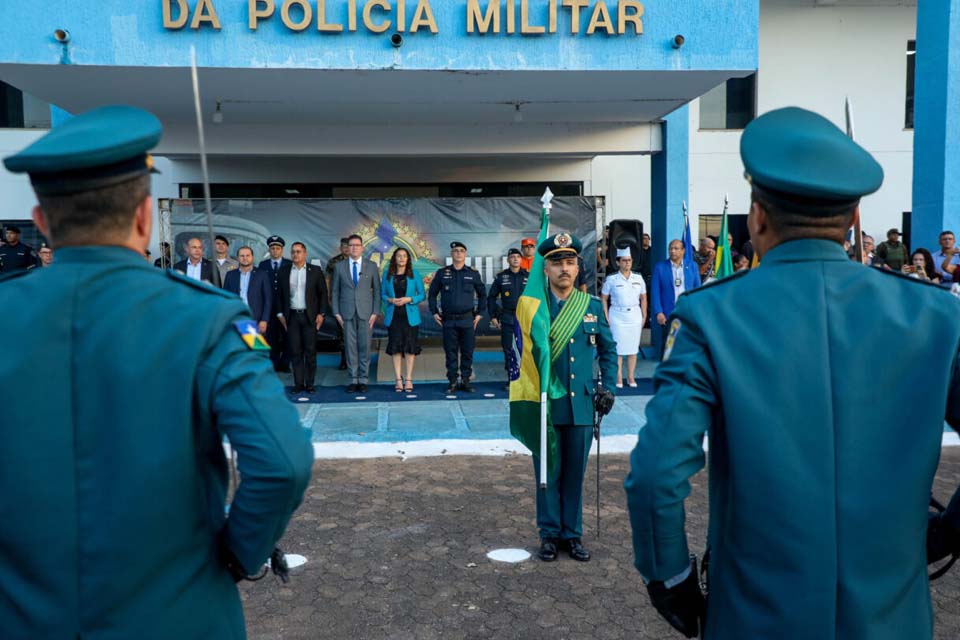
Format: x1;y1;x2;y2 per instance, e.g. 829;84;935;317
0;105;314;639
624;107;960;639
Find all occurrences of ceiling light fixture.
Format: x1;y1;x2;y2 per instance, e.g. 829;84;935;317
212;100;223;124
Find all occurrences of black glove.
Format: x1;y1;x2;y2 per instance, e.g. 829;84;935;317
646;558;706;639
594;389;615;417
927;512;960;565
219;543;251;583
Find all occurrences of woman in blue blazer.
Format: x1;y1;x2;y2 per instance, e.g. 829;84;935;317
381;247;426;391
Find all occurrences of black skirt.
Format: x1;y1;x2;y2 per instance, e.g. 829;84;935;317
385;307;421;356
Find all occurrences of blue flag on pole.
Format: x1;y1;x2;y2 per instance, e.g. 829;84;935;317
683;214;696;269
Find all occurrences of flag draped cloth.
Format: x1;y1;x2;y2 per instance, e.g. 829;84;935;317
509;207;560;480
713;209;734;279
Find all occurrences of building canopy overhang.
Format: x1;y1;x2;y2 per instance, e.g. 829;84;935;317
0;1;758;157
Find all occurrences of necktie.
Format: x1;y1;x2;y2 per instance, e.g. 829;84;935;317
352;261;359;286
273;261;278;273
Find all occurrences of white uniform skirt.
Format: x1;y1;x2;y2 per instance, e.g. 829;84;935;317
609;306;643;356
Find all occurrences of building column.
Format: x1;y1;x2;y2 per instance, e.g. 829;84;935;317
912;3;960;247
650;105;689;264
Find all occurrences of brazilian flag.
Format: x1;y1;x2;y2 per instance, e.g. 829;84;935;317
714;205;735;279
508;200;561;486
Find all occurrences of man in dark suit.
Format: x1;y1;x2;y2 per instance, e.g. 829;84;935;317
276;242;329;393
173;236;221;287
258;235;293;373
223;246;272;334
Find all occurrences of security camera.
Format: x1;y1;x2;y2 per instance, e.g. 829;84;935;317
672;34;685;49
54;29;70;44
390;33;403;48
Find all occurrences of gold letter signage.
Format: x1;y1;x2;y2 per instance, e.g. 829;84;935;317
164;0;644;36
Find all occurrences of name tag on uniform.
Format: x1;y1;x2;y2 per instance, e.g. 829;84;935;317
464;276;473;281
675;278;682;287
589;335;597;345
583;313;597;323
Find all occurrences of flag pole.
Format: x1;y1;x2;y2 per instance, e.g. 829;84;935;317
845;97;865;264
539;187;553;490
190;48;239;501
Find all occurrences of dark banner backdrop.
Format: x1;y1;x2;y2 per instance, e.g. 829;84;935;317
169;197;598;337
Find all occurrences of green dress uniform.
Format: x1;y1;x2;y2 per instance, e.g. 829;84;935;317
0;106;314;640
532;234;618;546
624;107;960;639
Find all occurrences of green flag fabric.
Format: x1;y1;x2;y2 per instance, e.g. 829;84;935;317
509;206;559;480
714;208;735;279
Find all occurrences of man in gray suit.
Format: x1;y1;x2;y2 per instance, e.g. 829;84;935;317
331;234;381;393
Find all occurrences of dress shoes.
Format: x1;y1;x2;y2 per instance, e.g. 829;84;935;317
538;539;559;562
446;382;459;394
358;384;368;393
563;538;591;562
305;386;316;393
291;385;305;393
458;382;476;393
346;383;359;393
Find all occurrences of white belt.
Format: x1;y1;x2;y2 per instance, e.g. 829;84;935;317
613;306;638;312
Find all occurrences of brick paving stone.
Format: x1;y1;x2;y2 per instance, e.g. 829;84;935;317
240;449;960;639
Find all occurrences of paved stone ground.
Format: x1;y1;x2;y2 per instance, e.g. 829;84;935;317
241;449;960;639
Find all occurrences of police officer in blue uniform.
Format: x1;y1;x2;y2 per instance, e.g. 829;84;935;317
0;224;39;272
533;232;617;563
0;105;314;639
428;241;487;393
488;247;528;390
624;107;960;639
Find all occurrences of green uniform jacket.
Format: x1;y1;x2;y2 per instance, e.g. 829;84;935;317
624;240;960;640
0;247;314;640
549;295;618;425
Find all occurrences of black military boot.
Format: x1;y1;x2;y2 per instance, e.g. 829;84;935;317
538;538;559;562
563;538;591;562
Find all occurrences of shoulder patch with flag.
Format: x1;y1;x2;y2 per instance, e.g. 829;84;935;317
662;319;682;361
233;320;271;351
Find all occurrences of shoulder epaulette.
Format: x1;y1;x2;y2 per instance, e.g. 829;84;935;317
166;270;236;298
875;267;951;291
0;269;34;284
680;269;750;298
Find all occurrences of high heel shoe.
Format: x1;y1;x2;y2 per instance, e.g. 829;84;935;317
395;378;403;392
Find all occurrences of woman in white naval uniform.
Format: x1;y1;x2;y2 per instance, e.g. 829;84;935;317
601;247;647;388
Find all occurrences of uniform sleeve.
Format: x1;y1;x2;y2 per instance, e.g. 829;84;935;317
943;344;960;532
474;272;487;315
487;277;502;319
428;270;441;315
316;270;330;316
623;300;715;582
596;301;618;392
636;275;647;296
197;305;314;573
601;275;612;296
